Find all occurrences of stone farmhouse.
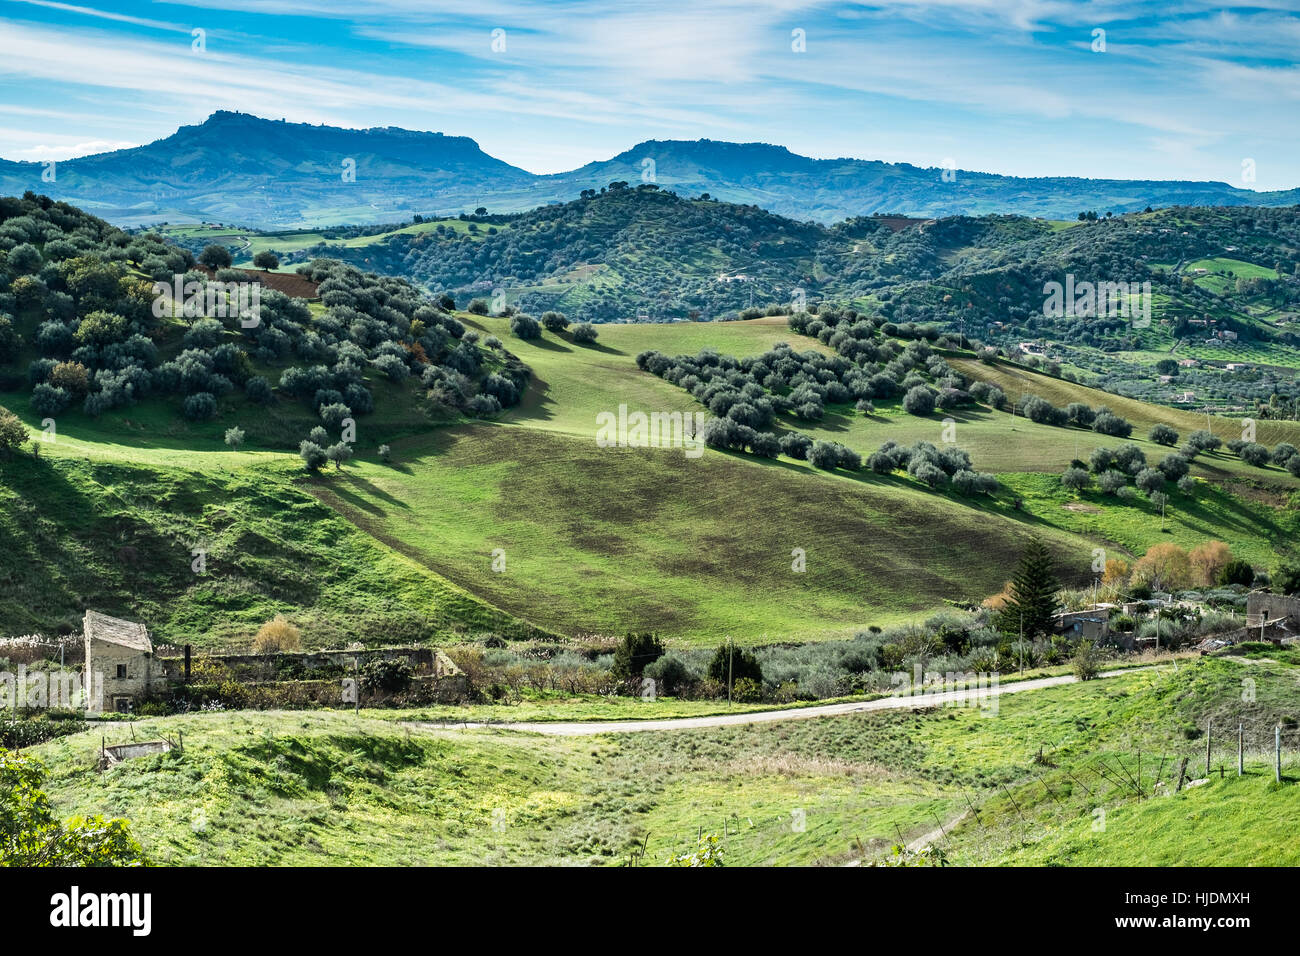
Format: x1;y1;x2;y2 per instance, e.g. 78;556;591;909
83;610;157;713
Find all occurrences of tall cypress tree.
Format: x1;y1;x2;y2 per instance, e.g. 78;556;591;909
999;538;1060;638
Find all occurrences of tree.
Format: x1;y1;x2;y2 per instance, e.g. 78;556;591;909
252;614;302;653
1274;561;1300;596
224;426;245;450
1130;542;1191;592
1135;467;1165;494
252;251;279;270
299;440;327;471
199;244;233;270
1061;466;1091;493
1;747;146;865
611;632;665;681
707;643;762;686
1187;430;1221;453
0;407;28;456
540;311;569;333
1149;423;1179;446
572;322;598;344
1239;442;1270;467
998;538;1060;639
1072;640;1100;681
902;385;935;416
0;316;20;364
510;313;541;339
326;442;353;469
1189;541;1232;586
1219;559;1254;587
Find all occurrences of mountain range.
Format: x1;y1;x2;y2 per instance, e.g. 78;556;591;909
4;110;1299;229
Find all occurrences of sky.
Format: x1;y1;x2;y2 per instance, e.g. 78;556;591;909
0;0;1298;189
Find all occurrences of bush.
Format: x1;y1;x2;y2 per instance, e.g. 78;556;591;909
510;313;541;339
1092;411;1133;438
1072;641;1100;681
611;632;665;681
1098;470;1128;495
779;431;813;460
467;298;489;315
1134;467;1165;494
1149;423;1179;446
30;382;71;417
644;653;692;697
540;311;569;333
902;385;935;416
245;375;274;405
1219;559;1254;586
1061;466;1091;493
1239;442;1270;467
707;643;762;686
252;614;302;653
299;440;327;471
1158;453;1189;481
572;322;598;344
1274;561;1300;596
360;658;414;693
0;406;27;455
182;392;217;421
319;402;352;429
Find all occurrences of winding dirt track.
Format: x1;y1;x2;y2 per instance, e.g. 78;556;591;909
407;667;1151;737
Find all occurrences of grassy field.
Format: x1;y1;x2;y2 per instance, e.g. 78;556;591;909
4;315;1297;646
29;654;1298;865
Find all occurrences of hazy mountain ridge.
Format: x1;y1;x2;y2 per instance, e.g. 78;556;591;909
4;112;1298;228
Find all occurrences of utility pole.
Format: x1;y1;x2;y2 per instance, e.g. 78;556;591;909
1205;719;1212;778
727;637;734;707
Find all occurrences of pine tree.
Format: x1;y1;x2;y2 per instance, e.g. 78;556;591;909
999;538;1060;639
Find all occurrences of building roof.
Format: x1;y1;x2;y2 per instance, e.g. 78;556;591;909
83;610;152;653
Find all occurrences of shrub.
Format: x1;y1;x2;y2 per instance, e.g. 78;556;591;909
1271;443;1298;467
0;406;27;455
1186;429;1221;452
779;431;813;460
611;632;665;681
1239;442;1270;467
1158;453;1189;481
1274;561;1300;596
1092;411;1133;438
252;614;302;653
1134;467;1165;494
572;322;598;344
1061;466;1091;493
30;382;71;417
467;298;489;315
1219;559;1254;586
224;426;245;450
1098;470;1128;495
707;643;762;686
510;313;541;339
360;658;414;693
245;376;274;405
1072;640;1100;681
378;444;392;463
326;441;353;469
319;402;352;429
540;311;569;333
299;440;327;471
1148;423;1178;445
182;392;217;421
902;385;935;415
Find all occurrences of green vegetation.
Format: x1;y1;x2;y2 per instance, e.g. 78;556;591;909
28;655;1300;865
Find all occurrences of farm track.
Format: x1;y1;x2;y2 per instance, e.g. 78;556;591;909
406;665;1160;737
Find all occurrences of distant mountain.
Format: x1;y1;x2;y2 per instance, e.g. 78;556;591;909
2;111;1298;228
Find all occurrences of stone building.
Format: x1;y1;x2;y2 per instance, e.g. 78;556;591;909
83;611;155;712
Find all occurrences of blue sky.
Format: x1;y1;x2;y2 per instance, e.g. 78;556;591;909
0;0;1297;188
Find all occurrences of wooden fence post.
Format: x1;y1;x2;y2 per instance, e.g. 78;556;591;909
1238;724;1243;777
1277;726;1282;784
